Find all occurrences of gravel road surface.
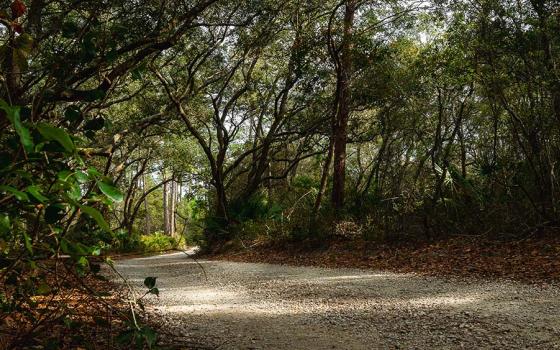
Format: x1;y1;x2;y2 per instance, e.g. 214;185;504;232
113;252;560;349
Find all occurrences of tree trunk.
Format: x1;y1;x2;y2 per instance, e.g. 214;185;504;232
163;170;169;235
214;170;230;225
312;136;334;218
331;0;356;212
143;174;151;234
171;179;177;237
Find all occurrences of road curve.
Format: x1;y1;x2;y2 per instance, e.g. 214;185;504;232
113;252;560;349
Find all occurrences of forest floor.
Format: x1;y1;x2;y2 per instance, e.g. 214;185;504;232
212;235;560;283
114;247;560;349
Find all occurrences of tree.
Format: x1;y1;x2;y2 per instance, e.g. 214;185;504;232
331;0;357;212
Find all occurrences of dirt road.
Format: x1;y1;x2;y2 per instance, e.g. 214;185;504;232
113;252;560;349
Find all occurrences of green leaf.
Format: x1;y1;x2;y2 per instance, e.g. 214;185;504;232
0;185;29;201
23;232;33;254
143;277;157;289
74;171;89;183
149;287;159;296
87;167;101;178
0;214;10;235
80;205;110;232
97;181;123;202
26;185;48;203
141;326;158;348
67;183;82;201
57;170;73;181
77;256;88;267
0;100;33;152
60;238;70;254
37;123;75;153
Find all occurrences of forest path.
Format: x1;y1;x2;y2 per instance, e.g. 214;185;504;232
114;252;560;349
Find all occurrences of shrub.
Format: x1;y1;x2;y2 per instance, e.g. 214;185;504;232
139;232;183;252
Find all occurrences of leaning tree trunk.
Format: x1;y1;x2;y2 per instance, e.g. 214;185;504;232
312;136;334;218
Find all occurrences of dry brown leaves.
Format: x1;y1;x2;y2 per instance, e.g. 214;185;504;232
213;235;560;284
0;266;130;350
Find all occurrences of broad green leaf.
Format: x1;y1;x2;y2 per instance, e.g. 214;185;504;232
87;167;101;178
80;205;110;232
60;238;70;254
37;123;75;153
97;181;123;202
57;170;73;181
141;326;158;348
0;100;33;152
67;183;82;201
74;171;89;183
26;185;48;203
0;185;29;201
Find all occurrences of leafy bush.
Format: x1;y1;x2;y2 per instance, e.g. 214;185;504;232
112;231;184;253
139;232;182;252
0;99;124;346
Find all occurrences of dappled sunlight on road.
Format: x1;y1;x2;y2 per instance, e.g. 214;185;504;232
112;252;560;349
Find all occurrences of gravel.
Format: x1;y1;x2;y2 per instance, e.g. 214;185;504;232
113;251;560;349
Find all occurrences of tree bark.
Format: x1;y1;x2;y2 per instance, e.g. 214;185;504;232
170;179;177;237
142;174;151;234
163;169;169;235
312;136;334;218
331;0;356;212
